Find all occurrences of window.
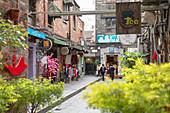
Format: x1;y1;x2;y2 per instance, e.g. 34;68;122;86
73;16;76;29
63;2;68;20
106;0;117;3
29;0;36;12
10;0;18;8
48;16;53;26
106;18;116;33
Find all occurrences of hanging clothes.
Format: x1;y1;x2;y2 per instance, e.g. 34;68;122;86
152;51;158;61
66;55;72;64
70;68;73;77
65;64;69;78
71;55;78;64
73;68;77;77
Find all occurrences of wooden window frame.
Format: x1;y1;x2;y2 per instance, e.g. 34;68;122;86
106;18;116;33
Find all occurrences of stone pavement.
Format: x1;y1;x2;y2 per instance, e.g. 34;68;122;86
38;75;101;113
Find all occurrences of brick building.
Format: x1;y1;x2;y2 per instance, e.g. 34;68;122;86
0;0;85;81
28;0;85;80
95;0;123;74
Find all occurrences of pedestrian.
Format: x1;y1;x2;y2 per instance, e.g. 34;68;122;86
96;63;101;77
100;64;106;81
108;64;115;81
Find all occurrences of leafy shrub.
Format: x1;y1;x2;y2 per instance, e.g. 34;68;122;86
0;12;28;70
94;60;100;66
0;12;28;50
120;51;144;68
0;77;64;113
83;59;170;113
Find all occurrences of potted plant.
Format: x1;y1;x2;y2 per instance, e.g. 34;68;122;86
7;8;20;21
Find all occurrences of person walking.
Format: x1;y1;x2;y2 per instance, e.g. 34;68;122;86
100;64;106;81
96;63;101;77
108;64;115;81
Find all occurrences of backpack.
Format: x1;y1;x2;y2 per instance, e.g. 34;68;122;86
101;66;105;73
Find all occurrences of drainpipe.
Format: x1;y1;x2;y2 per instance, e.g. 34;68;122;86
151;14;160;65
44;0;46;28
68;4;71;40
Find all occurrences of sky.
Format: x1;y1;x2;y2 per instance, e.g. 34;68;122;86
75;0;95;31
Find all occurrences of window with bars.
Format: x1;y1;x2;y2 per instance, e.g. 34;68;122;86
106;18;116;33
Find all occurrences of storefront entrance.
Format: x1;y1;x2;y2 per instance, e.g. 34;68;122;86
85;57;95;75
106;55;118;75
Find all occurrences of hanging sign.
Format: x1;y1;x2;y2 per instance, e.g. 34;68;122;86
40;56;47;64
119;34;137;46
41;39;53;51
28;28;45;39
61;47;69;55
116;2;141;34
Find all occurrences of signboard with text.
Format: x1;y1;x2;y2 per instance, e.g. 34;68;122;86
116;2;141;34
109;48;114;53
41;39;52;50
28;28;45;39
119;34;137;46
97;35;119;43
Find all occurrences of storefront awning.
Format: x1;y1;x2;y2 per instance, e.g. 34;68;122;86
46;36;66;46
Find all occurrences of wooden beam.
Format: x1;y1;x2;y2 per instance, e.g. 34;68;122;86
27;10;116;16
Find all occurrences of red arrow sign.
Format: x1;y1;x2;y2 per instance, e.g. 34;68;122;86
4;55;27;76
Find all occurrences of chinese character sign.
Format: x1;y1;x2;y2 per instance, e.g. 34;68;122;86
97;35;119;43
41;39;52;50
43;41;49;47
116;2;141;34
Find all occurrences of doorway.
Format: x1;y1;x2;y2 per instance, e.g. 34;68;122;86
106;55;118;75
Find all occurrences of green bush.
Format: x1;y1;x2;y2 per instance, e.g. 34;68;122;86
83;59;170;113
0;12;28;70
120;51;144;68
0;77;64;113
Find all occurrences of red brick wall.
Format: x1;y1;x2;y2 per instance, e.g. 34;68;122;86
48;0;84;43
0;0;28;80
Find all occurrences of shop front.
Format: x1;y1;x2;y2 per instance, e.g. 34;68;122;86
46;36;67;83
61;44;85;83
100;47;124;77
28;27;46;80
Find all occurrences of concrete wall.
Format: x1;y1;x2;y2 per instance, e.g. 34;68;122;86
100;47;123;66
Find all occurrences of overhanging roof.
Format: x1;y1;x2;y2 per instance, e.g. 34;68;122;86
142;0;168;5
46;36;66;46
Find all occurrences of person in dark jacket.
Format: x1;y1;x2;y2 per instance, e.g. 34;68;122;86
100;64;106;81
108;64;115;81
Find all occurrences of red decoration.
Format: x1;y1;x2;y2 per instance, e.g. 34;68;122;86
4;55;27;76
6;58;8;61
114;75;118;77
152;51;158;61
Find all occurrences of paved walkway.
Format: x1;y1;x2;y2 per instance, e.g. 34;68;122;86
63;75;101;97
38;75;101;113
